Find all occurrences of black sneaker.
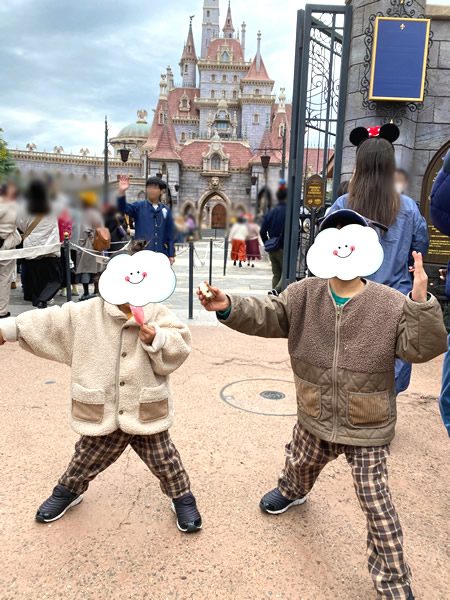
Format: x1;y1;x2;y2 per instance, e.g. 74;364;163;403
35;484;83;523
171;492;202;533
259;488;306;515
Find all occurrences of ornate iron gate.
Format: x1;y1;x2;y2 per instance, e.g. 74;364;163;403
283;4;353;287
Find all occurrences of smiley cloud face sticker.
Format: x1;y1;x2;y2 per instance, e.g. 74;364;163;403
306;224;384;280
99;250;176;306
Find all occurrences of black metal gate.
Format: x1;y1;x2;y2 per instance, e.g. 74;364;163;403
283;4;352;287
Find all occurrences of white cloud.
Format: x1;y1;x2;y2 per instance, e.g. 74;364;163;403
99;251;176;306
306;224;384;280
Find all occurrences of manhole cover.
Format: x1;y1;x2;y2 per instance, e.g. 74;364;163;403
260;391;286;400
220;378;296;417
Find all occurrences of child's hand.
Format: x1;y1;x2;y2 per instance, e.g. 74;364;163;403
410;251;428;303
197;286;230;312
139;324;156;345
0;330;5;346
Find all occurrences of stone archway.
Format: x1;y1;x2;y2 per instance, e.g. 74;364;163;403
180;200;196;216
197;189;232;235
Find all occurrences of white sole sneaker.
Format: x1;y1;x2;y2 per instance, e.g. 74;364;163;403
262;496;307;515
37;494;84;523
171;502;203;532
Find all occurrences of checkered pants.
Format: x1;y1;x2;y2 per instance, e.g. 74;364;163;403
278;422;411;600
59;429;190;499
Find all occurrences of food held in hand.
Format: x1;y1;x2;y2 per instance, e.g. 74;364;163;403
198;281;215;299
130;305;145;325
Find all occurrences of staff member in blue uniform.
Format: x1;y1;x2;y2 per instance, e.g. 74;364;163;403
117;175;175;264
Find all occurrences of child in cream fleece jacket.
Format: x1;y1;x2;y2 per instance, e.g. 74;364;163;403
0;295;202;533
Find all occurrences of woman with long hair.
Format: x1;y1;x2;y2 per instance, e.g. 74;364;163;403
328;127;429;394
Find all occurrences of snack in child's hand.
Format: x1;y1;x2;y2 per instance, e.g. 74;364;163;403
198;281;215;299
130;305;145;325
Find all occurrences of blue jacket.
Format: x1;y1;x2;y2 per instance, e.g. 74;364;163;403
328;194;429;294
118;195;175;257
260;202;287;249
430;150;450;237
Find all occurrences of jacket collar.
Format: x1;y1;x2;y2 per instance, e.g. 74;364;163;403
102;299;155;325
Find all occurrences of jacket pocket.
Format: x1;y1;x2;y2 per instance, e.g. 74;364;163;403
347;391;390;428
71;383;105;424
294;375;321;419
139;383;169;423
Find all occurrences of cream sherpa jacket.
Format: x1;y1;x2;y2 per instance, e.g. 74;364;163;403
1;298;191;436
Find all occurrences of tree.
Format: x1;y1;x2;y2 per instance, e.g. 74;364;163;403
0;128;15;179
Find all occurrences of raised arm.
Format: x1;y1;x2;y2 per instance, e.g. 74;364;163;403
117;175;137;218
198;285;291;339
0;303;75;365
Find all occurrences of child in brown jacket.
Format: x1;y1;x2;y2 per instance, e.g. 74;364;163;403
198;209;447;599
0;244;202;533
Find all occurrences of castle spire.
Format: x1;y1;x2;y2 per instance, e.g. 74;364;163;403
256;31;261;72
222;1;235;39
241;22;246;60
180;17;197;88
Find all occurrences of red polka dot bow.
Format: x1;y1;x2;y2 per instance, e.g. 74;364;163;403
367;126;380;137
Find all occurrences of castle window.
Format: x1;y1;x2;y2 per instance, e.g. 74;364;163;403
222;74;227;82
211;89;215;99
253;113;259;124
279;123;285;137
233;75;238;82
182;98;188;108
184;64;188;73
180;132;186;142
188;45;191;53
207;10;210;17
255;88;260;95
158;111;164;125
222;90;226;98
222;51;229;62
211;155;221;170
211;74;216;81
162;163;167;175
232;90;237;99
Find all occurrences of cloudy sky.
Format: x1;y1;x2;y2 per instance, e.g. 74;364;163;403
1;0;444;155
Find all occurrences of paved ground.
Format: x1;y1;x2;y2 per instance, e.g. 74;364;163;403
7;239;274;326
0;318;448;599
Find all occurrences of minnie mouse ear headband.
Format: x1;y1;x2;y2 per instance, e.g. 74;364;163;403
349;123;400;147
318;209;389;233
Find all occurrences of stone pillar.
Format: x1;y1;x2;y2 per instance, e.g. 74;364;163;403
341;0;426;202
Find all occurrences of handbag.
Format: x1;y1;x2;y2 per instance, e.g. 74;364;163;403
264;236;280;253
93;227;111;251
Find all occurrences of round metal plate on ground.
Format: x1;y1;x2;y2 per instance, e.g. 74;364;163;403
220;378;296;417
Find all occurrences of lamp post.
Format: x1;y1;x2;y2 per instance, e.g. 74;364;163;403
251;173;259;219
145;150;149;181
119;146;130;163
260;152;271;215
103;115;109;206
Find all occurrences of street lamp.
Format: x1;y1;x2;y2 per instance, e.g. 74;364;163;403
119;146;130;163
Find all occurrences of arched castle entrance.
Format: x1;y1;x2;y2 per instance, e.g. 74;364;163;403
197;189;232;235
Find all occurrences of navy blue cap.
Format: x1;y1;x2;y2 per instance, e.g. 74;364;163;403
319;209;388;233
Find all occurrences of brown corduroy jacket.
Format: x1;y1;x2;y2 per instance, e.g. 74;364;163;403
219;278;448;446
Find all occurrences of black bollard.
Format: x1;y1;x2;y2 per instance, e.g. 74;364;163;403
209;237;213;286
223;233;228;277
64;233;72;302
188;236;194;319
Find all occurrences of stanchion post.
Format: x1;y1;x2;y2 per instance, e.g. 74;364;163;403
188;236;194;320
64;233;72;302
223;233;228;277
209;237;213;286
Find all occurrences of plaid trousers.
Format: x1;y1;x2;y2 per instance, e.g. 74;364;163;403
59;429;190;499
278;422;411;600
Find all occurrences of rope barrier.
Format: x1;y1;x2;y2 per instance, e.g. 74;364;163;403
0;243;62;261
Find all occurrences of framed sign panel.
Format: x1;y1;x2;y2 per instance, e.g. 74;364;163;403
369;17;430;102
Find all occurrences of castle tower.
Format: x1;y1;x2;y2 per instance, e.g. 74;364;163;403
180;18;197;88
201;0;220;59
222;2;235;39
241;22;246;60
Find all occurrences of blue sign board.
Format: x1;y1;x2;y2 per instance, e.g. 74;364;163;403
369;17;430;102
